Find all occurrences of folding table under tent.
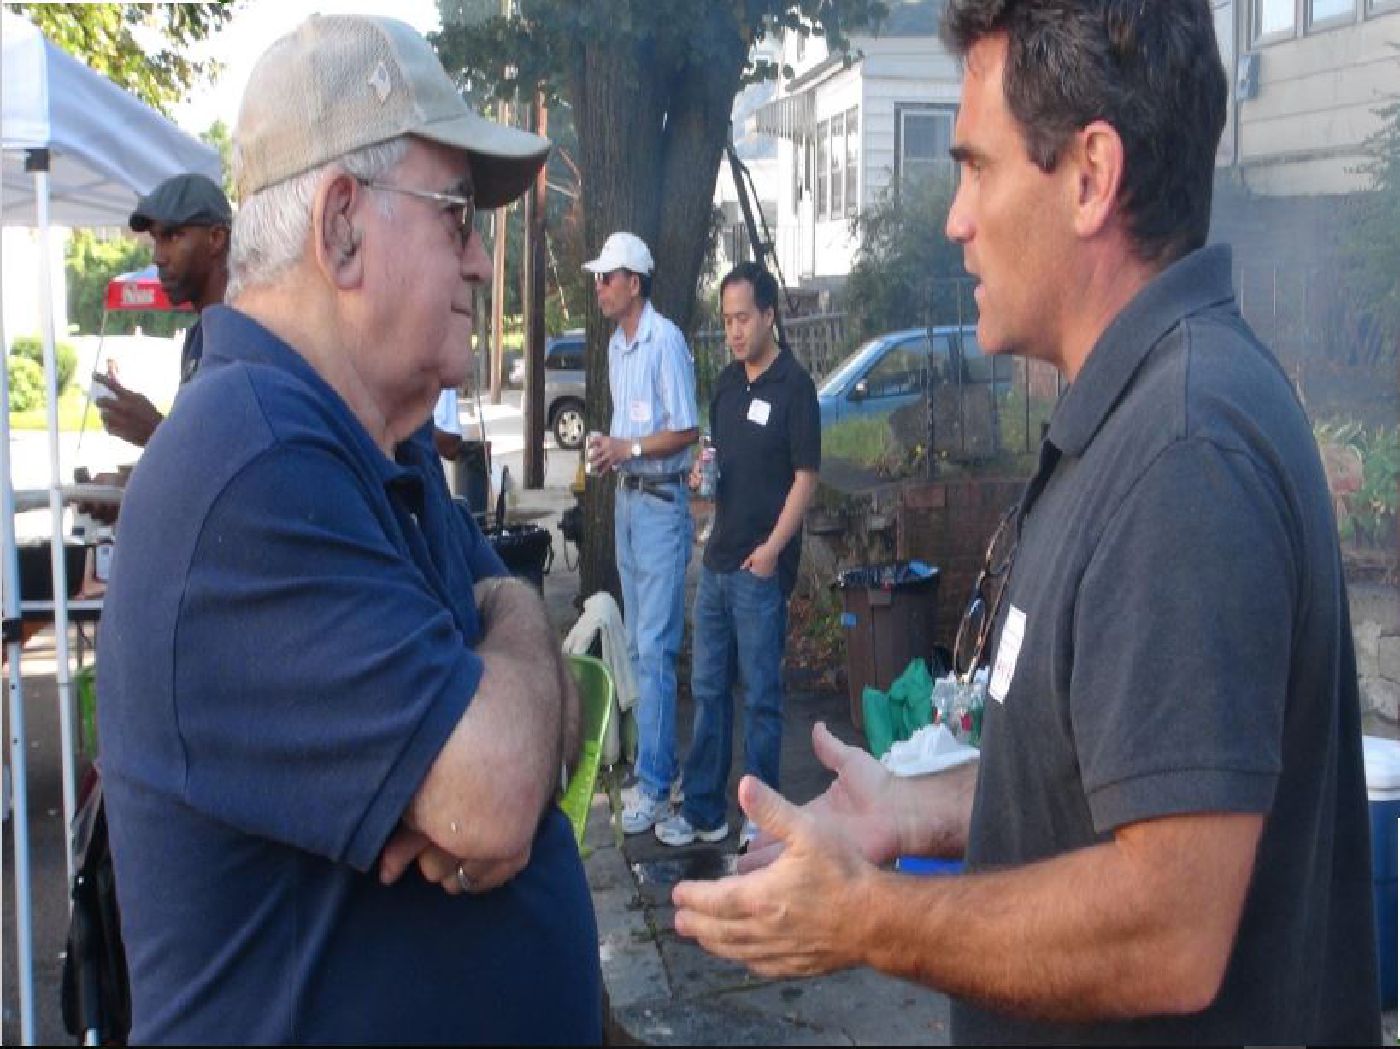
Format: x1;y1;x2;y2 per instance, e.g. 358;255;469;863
1;11;221;1042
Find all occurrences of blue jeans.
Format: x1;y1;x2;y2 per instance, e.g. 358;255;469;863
615;481;692;801
682;565;787;831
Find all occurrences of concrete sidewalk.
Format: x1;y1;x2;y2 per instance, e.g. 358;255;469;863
518;472;955;1045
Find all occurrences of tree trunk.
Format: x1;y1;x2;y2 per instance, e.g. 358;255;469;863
650;6;748;336
569;11;663;604
566;2;746;603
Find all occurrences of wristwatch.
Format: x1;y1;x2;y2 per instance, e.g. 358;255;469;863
630;439;643;461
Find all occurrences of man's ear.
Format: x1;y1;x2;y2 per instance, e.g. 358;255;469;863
314;172;365;289
208;224;231;257
1069;119;1126;240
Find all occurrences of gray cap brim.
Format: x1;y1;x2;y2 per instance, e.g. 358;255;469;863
415;109;550;209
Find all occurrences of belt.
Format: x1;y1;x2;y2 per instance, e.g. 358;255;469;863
618;472;686;502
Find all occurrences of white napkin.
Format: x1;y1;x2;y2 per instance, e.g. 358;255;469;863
880;723;980;778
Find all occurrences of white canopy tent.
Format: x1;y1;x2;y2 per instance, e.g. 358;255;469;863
1;11;221;1042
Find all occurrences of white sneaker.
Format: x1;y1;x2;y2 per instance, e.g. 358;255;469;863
620;787;668;835
654;813;729;847
738;819;761;853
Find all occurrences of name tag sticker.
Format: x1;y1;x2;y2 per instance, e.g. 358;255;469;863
629;399;652;424
747;398;772;426
989;605;1026;703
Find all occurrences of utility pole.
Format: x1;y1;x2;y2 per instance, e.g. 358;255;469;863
489;109;509;406
522;90;548;488
489;0;514;406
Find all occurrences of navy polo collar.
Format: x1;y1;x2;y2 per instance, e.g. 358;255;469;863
1047;244;1236;458
199;305;414;490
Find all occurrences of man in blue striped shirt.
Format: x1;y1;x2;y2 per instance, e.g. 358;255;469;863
584;232;699;834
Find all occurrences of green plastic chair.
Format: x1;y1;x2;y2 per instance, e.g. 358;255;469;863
558;654;616;847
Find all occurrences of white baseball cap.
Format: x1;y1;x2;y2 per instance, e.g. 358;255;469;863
233;14;550;206
582;232;654;276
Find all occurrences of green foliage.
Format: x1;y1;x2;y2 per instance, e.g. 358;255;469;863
65;231;182;337
8;387;107;433
200;120;235;199
7;354;45;413
996;388;1058;457
10;3;235;115
435;0;888;105
9;334;77;395
1340;86;1400;361
822;415;906;471
1316;419;1400;547
842;178;972;344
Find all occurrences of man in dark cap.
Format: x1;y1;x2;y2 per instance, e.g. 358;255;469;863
96;173;231;447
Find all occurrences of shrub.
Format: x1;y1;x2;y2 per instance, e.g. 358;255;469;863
1316;419;1400;547
7;354;45;413
10;334;78;395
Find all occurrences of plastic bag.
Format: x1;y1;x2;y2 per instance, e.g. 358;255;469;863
861;657;935;758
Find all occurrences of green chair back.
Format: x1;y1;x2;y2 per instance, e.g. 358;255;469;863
559;653;614;846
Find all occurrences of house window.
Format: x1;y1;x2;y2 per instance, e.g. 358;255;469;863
829;111;845;216
1309;0;1354;23
815;119;829;220
791;140;803;214
897;105;956;190
844;107;859;217
1255;0;1296;40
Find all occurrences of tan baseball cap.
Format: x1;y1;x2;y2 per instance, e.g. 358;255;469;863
233;14;549;207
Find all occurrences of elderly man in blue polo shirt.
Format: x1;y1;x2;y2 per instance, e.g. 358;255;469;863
673;1;1380;1044
98;15;600;1044
584;232;700;835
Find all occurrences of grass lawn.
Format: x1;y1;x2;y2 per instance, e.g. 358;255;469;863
8;388;107;433
822;415;903;468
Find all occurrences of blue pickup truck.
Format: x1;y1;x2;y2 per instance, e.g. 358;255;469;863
817;325;1013;429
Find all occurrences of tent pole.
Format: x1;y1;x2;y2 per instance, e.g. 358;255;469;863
33;159;80;887
1;212;39;1046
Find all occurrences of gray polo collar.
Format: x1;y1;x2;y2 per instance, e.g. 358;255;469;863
1047;244;1235;457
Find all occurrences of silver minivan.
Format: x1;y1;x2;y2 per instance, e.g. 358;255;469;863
543;330;586;448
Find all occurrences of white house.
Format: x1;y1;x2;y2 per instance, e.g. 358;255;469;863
1214;0;1400;196
750;0;961;291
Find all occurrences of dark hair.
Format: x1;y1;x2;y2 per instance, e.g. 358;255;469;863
942;0;1227;265
630;270;653;299
719;262;780;317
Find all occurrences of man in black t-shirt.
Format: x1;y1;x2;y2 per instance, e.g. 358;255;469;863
655;262;820;849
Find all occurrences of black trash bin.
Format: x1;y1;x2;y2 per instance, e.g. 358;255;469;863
834;562;940;733
451;440;490;520
485;524;554;589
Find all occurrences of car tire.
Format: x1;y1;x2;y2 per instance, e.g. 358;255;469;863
552;398;586;449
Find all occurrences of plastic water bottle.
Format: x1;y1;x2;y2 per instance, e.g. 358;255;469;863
698;433;718;499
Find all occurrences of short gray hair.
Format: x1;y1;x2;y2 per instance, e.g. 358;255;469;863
227;136;410;300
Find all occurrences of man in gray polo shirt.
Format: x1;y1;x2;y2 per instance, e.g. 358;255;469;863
672;1;1380;1043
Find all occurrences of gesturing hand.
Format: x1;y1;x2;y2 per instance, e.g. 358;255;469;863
672;773;872;978
738;721;903;874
